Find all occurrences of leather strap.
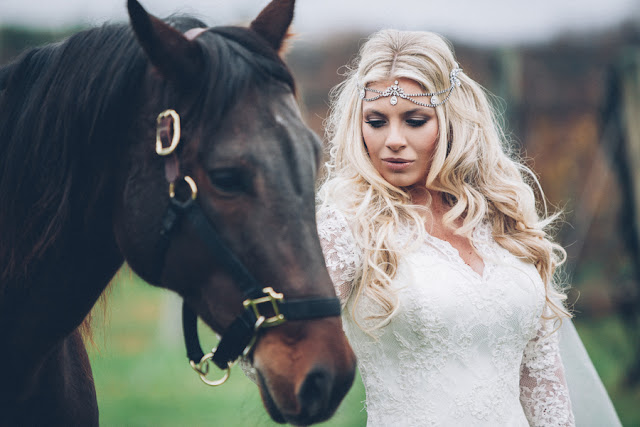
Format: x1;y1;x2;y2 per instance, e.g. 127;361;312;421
185;206;264;300
182;300;205;364
183;294;342;370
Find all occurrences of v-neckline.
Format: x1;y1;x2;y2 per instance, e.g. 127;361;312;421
423;229;487;280
413;191;488;279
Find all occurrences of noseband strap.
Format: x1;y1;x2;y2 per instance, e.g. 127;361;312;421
155;109;341;386
179;205;341;372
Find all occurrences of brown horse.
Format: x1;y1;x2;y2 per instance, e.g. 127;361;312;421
0;0;355;425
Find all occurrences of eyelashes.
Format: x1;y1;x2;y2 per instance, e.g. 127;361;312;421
406;119;427;127
365;119;385;128
364;118;428;128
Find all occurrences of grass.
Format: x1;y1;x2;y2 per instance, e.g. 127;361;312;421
574;316;640;427
90;266;638;426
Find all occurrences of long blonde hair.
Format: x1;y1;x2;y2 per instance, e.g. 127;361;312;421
318;29;570;330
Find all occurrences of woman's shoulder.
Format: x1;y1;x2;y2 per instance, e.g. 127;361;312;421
317;198;353;223
317;202;353;239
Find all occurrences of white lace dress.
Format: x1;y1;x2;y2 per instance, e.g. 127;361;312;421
317;206;575;427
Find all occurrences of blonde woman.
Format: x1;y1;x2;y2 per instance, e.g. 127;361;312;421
317;29;575;426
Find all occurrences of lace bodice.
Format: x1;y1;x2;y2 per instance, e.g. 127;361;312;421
317;206;574;427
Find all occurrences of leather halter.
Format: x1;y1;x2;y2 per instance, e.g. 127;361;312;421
155;108;341;386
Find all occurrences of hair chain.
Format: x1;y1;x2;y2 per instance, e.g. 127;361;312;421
359;64;463;108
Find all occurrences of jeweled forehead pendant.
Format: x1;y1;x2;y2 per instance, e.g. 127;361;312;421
359;64;463;108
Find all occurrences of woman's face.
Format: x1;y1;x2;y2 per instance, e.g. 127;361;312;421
361;78;439;190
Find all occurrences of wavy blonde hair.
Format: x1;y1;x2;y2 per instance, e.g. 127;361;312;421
318;29;570;331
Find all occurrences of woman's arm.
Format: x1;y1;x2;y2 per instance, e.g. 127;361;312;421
519;312;575;427
316;206;359;305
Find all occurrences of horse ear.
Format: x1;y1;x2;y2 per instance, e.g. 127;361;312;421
250;0;295;53
127;0;202;84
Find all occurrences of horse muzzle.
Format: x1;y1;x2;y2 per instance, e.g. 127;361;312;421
252;318;356;426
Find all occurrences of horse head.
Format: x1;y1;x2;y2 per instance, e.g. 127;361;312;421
113;1;355;424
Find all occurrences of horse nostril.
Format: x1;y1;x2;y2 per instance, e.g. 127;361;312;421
297;366;332;420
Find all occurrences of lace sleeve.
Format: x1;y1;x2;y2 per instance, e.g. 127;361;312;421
520;312;576;427
316;206;360;305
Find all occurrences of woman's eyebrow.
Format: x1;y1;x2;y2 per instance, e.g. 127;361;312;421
363;108;386;117
403;108;431;116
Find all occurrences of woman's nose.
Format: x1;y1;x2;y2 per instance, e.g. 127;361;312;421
385;125;406;151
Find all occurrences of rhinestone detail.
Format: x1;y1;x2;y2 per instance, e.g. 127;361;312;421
358;64;463;108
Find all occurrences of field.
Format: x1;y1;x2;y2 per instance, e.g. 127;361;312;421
89;267;639;426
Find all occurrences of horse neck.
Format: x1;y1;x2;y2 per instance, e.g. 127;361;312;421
0;181;126;361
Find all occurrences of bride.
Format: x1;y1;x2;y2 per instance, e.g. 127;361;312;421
316;29;620;426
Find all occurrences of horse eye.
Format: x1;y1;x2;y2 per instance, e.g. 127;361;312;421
208;168;250;194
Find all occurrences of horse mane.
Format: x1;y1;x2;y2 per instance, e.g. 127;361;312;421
0;15;295;290
0;63;16;90
0;18;184;287
0;25;140;286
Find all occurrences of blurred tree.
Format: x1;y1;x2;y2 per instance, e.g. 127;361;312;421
602;48;640;387
0;26;76;65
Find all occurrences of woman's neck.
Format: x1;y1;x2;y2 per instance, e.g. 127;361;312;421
408;186;457;230
408;186;444;211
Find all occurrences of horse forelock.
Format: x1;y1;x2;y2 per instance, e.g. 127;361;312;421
178;26;297;163
208;26;295;91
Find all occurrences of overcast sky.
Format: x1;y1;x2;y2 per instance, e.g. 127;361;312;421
1;0;639;45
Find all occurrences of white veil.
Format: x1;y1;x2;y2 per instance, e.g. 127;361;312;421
559;319;622;426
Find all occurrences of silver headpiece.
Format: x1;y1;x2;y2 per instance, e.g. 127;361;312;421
359;64;463;107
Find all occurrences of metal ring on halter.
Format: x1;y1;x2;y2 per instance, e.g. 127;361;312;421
190;352;232;386
242;316;267;357
156;109;181;156
169;176;198;207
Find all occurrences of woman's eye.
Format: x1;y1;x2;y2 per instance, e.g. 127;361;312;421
208;168;250;194
365;119;385;128
406;118;427;127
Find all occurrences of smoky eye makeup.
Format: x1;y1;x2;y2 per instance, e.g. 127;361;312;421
404;108;434;126
406;118;427;127
363;110;387;128
364;118;386;128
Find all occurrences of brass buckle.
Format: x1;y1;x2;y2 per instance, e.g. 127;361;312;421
190;352;232;387
156;109;181;156
243;287;285;328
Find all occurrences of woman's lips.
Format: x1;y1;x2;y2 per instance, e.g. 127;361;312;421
382;158;413;171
